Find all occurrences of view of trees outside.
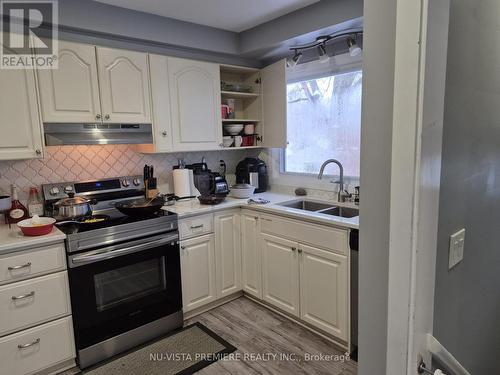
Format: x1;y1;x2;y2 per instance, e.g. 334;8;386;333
285;70;362;177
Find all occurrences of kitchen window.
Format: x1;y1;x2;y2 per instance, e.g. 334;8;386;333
283;59;362;178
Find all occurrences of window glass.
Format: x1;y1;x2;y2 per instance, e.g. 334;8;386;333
285;69;362;177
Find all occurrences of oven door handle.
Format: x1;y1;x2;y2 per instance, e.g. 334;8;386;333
71;235;178;265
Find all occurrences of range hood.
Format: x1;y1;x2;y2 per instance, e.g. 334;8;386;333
44;123;153;146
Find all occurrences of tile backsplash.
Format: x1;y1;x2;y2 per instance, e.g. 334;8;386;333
0;145;259;201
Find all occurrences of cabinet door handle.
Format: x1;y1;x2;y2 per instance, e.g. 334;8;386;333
298;248;303;254
104;114;110;120
8;262;31;270
190;224;204;229
161;131;167;137
17;338;40;349
95;114;102;120
11;291;35;301
291;247;297;252
35;149;42;156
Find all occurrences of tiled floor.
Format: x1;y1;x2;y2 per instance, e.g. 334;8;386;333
59;297;357;375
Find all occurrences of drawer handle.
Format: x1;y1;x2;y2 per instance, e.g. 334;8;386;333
261;218;272;222
17;338;40;349
190;224;204;229
8;262;31;270
11;291;35;301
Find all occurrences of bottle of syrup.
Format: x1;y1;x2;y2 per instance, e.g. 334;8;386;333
8;185;29;224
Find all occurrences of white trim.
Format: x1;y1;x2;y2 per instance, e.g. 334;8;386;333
426;334;471;375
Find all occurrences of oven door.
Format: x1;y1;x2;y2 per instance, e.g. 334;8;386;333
67;232;181;350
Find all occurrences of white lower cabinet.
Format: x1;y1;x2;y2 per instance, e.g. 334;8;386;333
214;210;241;298
0;316;75;375
180;234;217;312
261;233;300;316
240;211;262;299
299;244;348;341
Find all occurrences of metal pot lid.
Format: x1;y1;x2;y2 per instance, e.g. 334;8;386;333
54;193;90;206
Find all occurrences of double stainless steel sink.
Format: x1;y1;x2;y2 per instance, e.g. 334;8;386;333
276;199;359;218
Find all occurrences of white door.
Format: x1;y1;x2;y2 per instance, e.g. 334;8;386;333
214;210;242;298
180;234;216;312
240;212;261;298
37;41;102;123
299;243;348;341
146;54;173;152
0;46;43;160
261;233;299;316
168;57;222;151
96;47;151;124
261;59;287;148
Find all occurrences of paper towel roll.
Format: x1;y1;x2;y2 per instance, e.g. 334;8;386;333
173;169;191;198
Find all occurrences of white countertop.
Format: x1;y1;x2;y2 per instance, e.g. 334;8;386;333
163;191;359;229
0;224;66;255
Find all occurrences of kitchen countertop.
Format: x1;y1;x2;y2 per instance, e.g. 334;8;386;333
163;191;359;229
0;224;66;255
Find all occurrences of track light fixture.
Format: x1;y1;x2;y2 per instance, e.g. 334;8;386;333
287;50;302;67
347;37;362;57
287;30;363;66
317;43;329;63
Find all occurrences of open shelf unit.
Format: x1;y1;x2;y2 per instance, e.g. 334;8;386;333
220;64;262;149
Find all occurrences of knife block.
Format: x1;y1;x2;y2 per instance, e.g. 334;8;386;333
145;181;158;199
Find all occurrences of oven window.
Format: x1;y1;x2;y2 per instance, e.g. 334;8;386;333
93;257;166;311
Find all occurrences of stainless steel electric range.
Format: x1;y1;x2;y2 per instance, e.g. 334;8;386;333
42;177;182;369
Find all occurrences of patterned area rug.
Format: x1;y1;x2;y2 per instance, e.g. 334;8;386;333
82;323;236;375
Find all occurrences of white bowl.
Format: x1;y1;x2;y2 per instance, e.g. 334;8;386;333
224;124;244;135
230;184;255;199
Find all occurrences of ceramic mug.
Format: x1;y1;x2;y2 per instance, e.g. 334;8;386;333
244;123;255;135
234;136;243;147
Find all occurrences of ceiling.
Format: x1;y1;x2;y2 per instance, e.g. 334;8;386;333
93;0;320;32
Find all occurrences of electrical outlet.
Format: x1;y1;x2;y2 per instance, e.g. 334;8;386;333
449;229;465;269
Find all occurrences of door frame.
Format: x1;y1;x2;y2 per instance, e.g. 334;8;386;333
359;0;449;374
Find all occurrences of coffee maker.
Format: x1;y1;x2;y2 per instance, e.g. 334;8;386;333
183;162;229;196
235;157;268;193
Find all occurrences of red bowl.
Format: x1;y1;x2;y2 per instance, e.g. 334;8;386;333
17;217;56;236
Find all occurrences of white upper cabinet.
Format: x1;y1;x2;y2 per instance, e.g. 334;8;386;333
0;46;43;160
96;47;151;124
261;59;287;148
37;41;102;123
168;57;222;151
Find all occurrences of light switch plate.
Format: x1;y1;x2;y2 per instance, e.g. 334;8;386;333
449;228;465;269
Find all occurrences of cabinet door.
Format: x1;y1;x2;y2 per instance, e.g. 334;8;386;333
180;234;216;312
299;243;348;341
241;212;261;298
0;46;43;160
37;41;102;123
96;47;151;124
261;59;287;148
214;210;241;298
168;57;222;151
145;54;172;152
261;233;299;316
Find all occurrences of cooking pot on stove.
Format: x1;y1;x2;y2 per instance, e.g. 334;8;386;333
53;192;93;220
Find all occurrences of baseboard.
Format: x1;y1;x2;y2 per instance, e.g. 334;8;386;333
35;358;76;375
183;291;243;320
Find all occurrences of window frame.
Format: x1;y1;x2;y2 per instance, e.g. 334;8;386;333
280;55;363;180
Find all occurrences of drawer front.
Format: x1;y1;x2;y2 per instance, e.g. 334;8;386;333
0;243;66;286
179;214;214;240
0;271;71;336
0;316;75;375
260;214;348;255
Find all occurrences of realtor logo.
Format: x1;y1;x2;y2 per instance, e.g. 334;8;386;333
1;0;58;69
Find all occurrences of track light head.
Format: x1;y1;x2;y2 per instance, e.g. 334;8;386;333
347;37;362;57
287;50;302;68
317;43;329;63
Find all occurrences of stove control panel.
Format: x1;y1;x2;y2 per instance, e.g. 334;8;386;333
42;176;145;202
